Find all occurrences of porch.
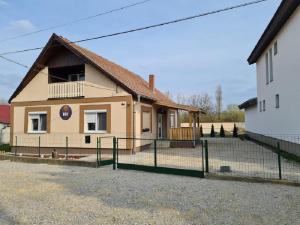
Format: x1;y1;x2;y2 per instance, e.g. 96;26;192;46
155;102;203;141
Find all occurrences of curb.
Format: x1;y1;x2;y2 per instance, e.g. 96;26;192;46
0;154;97;168
206;173;300;187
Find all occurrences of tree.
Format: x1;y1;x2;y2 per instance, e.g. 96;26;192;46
210;124;215;137
215;85;222;121
220;124;225;137
233;123;238;137
0;98;7;104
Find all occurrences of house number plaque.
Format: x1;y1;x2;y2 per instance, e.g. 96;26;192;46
60;105;72;120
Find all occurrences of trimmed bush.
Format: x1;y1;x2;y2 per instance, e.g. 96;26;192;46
200;125;204;137
220;124;225;137
233;123;238;137
210;124;215;137
0;144;11;152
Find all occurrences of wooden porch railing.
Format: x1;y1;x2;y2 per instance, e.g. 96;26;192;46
48;81;85;99
169;127;201;140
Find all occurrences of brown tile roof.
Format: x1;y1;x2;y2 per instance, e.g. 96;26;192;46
9;34;202;113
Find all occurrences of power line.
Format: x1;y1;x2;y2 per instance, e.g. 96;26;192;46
0;0;152;43
0;0;269;56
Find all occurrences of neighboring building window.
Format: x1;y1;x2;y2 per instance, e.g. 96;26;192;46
142;111;151;132
269;48;273;82
275;94;280;108
28;112;47;133
85;110;107;133
259;101;262;112
263;100;266;112
274;41;278;55
170;113;175;128
265;53;269;84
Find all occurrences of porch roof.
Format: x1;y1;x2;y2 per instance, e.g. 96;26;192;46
154;101;204;113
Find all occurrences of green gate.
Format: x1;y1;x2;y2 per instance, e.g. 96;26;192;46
96;136;115;167
115;137;205;178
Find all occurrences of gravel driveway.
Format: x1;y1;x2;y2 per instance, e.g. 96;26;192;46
0;161;299;225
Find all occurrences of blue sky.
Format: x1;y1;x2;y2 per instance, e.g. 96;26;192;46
0;0;281;107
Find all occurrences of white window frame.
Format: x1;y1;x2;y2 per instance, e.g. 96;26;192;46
274;41;278;55
263;100;266;112
28;111;47;134
84;110;107;134
269;48;273;82
275;94;280;109
265;53;269;85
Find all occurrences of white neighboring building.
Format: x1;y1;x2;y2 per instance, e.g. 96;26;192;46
239;0;300;156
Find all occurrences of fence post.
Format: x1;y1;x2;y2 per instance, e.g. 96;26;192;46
38;136;41;158
205;140;209;173
65;136;68;160
15;136;17;156
201;140;204;172
113;137;116;170
96;137;99;167
277;142;282;180
154;140;157;167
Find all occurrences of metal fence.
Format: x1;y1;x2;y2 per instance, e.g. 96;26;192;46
116;138;205;177
203;136;300;183
10;133;116;165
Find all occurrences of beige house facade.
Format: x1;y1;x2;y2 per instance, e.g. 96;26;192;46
10;34;202;153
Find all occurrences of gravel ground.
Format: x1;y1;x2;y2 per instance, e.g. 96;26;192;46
0;161;299;225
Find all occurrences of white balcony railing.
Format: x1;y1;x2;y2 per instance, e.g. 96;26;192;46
48;81;85;99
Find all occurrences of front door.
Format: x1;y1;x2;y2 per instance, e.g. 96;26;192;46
158;113;163;139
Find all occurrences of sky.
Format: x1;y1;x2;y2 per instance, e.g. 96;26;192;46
0;0;281;108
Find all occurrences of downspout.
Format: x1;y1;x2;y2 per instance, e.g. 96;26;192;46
133;95;141;153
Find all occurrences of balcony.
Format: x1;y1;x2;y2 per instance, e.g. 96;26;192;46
48;81;85;99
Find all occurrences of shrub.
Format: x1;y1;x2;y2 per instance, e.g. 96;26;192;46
0;144;11;152
233;123;238;137
200;125;204;137
210;124;215;137
220;124;225;137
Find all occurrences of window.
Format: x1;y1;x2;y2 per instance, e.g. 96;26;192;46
170;113;175;128
265;53;269;84
269;48;273;82
276;94;280;108
259;101;262;112
28;112;47;133
274;41;278;55
263;100;266;112
141;106;152;133
85;110;107;133
142;111;151;132
68;73;84;82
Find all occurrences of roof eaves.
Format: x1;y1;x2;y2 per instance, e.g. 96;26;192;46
248;0;300;64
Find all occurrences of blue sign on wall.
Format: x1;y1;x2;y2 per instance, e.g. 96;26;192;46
59;105;72;120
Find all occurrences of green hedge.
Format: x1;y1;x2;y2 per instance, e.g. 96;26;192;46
0;144;11;152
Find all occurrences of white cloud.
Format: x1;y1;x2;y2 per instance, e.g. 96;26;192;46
0;0;8;6
9;19;35;33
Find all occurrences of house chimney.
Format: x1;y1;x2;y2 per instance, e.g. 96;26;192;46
149;74;155;92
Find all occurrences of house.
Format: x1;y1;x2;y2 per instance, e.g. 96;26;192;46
239;0;300;156
9;34;203;154
0;105;10;144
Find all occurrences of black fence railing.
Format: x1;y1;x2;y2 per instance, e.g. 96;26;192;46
203;137;300;183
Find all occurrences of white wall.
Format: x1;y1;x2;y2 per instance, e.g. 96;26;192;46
0;124;10;144
247;5;300;136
